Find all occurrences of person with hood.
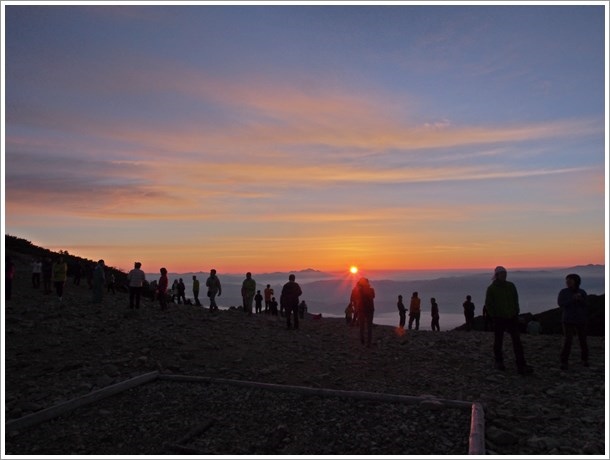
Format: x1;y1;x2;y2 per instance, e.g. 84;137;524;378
557;273;589;370
350;278;376;347
485;266;533;375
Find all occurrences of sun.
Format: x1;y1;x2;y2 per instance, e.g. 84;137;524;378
349;265;359;275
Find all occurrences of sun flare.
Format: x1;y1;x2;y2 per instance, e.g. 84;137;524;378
349;265;359;274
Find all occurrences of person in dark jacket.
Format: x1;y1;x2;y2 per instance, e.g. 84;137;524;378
350;278;376;347
281;274;303;330
557;273;589;370
397;295;406;329
485;266;533;375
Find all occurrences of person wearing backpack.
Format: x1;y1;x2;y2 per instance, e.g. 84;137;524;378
351;278;376;347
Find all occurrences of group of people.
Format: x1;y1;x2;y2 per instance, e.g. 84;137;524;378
394;291;440;331
344;266;592;374
152;268;306;330
6;255;592;374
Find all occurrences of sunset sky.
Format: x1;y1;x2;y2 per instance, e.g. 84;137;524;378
2;2;608;274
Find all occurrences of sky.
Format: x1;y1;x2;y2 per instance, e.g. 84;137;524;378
1;1;608;274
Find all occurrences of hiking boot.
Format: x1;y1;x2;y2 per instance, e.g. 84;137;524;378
494;361;506;371
518;365;534;375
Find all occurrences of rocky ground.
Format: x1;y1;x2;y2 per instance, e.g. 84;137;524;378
3;255;608;456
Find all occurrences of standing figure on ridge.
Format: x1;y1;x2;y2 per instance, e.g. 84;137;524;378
177;278;187;304
281;274;303;330
270;296;278;316
463;295;475;331
397;294;406;329
31;258;42;289
206;269;222;312
557;273;589;370
192;275;202;306
431;297;440;331
408;292;421;330
241;272;256;315
255;290;264;314
42;257;53;294
485;266;533;375
127;262;146;310
157;268;169;310
92;259;106;304
264;284;274;314
52;256;68;303
350;277;376;347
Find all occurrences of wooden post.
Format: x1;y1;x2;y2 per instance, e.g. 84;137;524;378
468;402;486;455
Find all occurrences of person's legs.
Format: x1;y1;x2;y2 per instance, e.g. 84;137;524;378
506;317;527;370
360;313;366;344
293;305;299;329
576;323;589;365
493;318;506;369
366;311;373;346
560;322;575;368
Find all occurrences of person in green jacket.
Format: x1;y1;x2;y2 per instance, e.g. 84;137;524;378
485;266;533;375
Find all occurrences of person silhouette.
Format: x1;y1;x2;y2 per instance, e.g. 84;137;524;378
408;292;421;330
281;274;303;330
241;272;256;315
430;297;440;331
206;269;222;311
350;278;376;346
127;262;146;310
485;266;533;375
255;290;263;314
157;268;169;310
397;295;406;329
463;295;475;331
264;284;274;314
92;259;105;304
557;273;589;370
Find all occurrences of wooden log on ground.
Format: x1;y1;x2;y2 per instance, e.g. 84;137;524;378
158;374;472;408
5;371;159;432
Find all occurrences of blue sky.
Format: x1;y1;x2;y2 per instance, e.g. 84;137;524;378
2;2;607;273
